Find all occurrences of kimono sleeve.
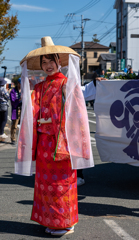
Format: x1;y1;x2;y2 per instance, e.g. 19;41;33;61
10;89;19;108
31;85;40;160
81;81;96;101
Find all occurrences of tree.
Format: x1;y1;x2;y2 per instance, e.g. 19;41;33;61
92;34;100;43
0;0;19;62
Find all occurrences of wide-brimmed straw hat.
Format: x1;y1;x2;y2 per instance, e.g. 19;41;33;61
0;78;7;86
20;36;80;70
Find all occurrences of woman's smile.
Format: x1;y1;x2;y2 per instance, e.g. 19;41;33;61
46;68;53;73
41;56;58;75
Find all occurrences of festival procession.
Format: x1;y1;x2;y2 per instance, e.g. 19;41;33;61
0;0;139;239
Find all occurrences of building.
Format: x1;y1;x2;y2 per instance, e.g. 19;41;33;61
97;53;116;71
114;0;139;72
70;41;109;79
109;42;116;53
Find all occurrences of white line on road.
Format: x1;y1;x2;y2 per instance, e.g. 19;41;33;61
90;136;96;141
88;119;96;124
90;136;96;146
91;142;96;146
104;219;136;240
87;112;96;117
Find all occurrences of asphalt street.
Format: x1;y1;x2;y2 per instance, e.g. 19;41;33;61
0;107;139;240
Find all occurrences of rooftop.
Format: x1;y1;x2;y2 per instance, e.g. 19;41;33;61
70;41;109;50
98;53;116;62
109;42;116;47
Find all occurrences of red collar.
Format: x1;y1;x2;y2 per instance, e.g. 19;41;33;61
46;72;65;81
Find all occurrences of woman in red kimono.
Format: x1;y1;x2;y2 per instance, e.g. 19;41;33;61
31;53;78;236
16;36;94;236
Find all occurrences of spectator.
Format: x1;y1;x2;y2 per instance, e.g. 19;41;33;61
0;78;9;140
128;67;133;74
92;71;106;87
99;69;105;77
10;78;22;145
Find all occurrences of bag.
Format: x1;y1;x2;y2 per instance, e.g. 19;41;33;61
0;103;7;112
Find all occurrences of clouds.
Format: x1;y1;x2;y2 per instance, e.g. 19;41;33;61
12;4;52;12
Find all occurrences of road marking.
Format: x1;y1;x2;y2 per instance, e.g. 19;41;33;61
90;136;96;146
91;142;96;146
87;112;96;117
90;136;96;141
88;119;96;124
104;219;136;240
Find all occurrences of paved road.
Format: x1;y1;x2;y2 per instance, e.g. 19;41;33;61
0;107;139;240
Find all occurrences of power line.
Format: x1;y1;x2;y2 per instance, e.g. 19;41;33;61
53;14;73;42
90;19;115;24
85;6;133;49
74;33;81;43
85;4;114;32
19;22;64;28
18;17;115;30
73;0;101;14
53;0;101;42
100;31;116;45
3;59;20;61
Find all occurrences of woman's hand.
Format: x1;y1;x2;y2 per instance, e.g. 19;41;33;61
96;77;107;81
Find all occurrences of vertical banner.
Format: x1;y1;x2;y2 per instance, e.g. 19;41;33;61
94;80;139;166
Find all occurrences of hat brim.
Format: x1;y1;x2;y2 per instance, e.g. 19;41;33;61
20;45;80;70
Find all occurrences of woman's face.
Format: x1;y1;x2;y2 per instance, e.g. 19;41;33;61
41;56;58;76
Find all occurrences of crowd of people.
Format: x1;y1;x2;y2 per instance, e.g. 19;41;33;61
0;77;22;144
0;78;10;139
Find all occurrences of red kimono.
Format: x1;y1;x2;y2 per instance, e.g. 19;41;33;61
31;72;78;229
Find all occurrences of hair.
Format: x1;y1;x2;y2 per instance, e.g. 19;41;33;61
92;72;98;87
40;54;60;70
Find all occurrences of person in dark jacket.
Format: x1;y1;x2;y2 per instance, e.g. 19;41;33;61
0;78;9;140
10;78;22;144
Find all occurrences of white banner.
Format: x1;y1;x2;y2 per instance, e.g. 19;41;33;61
94;80;139;166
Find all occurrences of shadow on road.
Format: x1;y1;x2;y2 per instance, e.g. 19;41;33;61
17;200;33;205
0;220;60;238
0;172;35;188
78;202;139;218
1;162;139;200
78;162;139;200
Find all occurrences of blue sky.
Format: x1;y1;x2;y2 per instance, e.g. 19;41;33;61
0;0;116;75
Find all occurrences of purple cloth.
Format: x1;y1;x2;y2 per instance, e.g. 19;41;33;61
10;87;21;120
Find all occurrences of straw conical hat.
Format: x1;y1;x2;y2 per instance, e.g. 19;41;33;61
20;36;80;70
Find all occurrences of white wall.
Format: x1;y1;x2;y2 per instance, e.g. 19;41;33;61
125;0;139;3
127;3;139;71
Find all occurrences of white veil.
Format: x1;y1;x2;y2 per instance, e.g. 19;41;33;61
15;61;35;176
65;54;94;169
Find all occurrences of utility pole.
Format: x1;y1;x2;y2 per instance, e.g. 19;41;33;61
1;66;7;78
121;0;123;61
73;15;90;85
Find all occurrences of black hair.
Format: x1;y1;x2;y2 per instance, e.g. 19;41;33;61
92;72;98;87
40;54;60;70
